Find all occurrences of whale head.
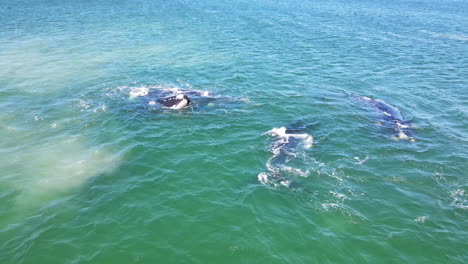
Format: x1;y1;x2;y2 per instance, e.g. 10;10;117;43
157;94;191;109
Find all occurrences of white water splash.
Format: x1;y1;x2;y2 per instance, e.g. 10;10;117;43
415;216;429;223
258;127;313;187
354;156;369;165
450;188;467;210
126;84;211;100
129;87;149;99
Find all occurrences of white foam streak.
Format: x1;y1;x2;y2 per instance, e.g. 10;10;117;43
420;30;468;41
354;156;369;165
279;166;310;178
129;87;149;99
263;127;313;149
126;85;211;100
259;127;313;187
415;216;429;223
450;189;467;210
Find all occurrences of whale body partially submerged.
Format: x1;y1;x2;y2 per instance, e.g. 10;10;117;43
355;96;415;142
128;86;243;111
258;126;313;187
264;127;313;157
157;94;191;109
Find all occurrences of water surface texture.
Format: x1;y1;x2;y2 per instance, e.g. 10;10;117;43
1;0;467;263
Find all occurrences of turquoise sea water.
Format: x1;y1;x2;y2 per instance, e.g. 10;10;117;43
1;0;467;263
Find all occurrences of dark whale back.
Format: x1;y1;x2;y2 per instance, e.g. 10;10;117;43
371;99;404;121
351;95;415;141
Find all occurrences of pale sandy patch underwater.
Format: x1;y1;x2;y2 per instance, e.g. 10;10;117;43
1;0;467;263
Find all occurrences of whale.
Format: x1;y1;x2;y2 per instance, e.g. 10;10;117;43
258;126;313;187
357;96;415;141
264;127;313;158
157;94;191;109
128;86;247;112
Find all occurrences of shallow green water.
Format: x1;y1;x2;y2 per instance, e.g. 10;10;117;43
1;0;467;263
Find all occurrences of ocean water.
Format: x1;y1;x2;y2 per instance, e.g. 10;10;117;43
1;0;467;263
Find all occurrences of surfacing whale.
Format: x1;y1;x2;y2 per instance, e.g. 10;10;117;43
129;86;241;111
355;96;415;142
157;94;191;109
258;127;313;187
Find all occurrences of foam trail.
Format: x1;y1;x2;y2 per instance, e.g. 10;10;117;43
126;85;211;101
129;87;149;99
258;127;313;187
